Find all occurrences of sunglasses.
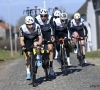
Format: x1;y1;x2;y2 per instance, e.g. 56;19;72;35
40;15;47;17
54;16;59;18
26;24;33;26
61;20;66;22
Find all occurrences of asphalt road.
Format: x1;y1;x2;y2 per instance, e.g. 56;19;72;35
0;53;100;90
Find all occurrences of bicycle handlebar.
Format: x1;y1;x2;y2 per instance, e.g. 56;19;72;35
21;44;41;55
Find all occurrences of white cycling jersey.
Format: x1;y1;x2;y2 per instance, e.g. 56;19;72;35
70;18;86;30
19;23;42;39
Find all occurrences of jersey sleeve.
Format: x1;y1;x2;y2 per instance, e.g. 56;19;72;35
37;24;42;36
35;18;40;25
50;17;54;36
70;20;74;28
19;27;24;37
82;19;86;26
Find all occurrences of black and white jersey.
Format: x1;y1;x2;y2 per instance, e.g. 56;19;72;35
54;18;70;31
35;15;54;35
19;23;42;39
70;18;86;30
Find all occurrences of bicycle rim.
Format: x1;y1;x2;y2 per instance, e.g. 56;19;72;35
42;52;49;80
79;44;83;67
32;72;36;87
62;47;67;75
60;46;63;71
31;55;36;87
44;60;49;80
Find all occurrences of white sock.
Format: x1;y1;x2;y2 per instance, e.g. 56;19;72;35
26;68;30;74
84;59;87;63
36;55;40;59
55;50;58;58
67;57;71;64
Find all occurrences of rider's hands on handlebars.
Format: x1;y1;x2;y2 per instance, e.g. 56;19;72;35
21;45;26;50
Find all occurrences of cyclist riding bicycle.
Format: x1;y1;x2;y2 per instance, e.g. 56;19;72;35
70;13;88;64
35;8;55;76
53;13;71;66
19;16;42;80
53;10;61;60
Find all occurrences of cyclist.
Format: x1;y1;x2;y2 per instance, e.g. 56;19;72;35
19;16;42;80
53;10;61;60
70;13;88;64
35;8;55;76
53;13;71;66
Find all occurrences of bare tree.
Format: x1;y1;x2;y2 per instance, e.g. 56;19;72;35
16;16;26;31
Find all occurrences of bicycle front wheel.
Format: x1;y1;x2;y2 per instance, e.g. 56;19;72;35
31;54;37;87
62;47;67;75
78;44;84;67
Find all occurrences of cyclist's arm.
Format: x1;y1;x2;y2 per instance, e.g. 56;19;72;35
19;27;25;47
37;25;42;44
35;18;40;25
67;20;72;37
69;20;74;37
50;17;54;36
83;21;88;37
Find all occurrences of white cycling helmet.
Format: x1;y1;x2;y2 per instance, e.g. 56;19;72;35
40;8;47;14
25;16;34;24
60;13;68;20
74;13;81;19
54;10;61;17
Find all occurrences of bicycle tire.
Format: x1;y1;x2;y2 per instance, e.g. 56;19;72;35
42;52;49;80
62;47;67;75
31;54;36;87
60;45;63;72
78;44;84;67
44;61;49;80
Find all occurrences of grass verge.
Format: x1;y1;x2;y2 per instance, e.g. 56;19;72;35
0;49;23;63
86;51;100;58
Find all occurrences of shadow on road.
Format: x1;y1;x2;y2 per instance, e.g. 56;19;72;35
28;75;56;87
82;63;95;67
58;65;81;74
69;68;82;74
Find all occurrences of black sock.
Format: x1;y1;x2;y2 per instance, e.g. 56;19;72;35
50;61;53;67
83;55;85;59
74;45;77;49
66;46;70;57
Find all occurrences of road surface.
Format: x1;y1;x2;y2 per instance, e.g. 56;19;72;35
0;53;100;90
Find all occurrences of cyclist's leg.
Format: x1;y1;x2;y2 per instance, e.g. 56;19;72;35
46;30;55;75
79;30;87;63
33;37;41;67
54;42;58;59
63;32;71;66
71;30;79;53
24;38;33;79
25;51;31;79
55;30;61;62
